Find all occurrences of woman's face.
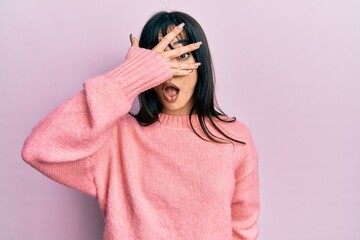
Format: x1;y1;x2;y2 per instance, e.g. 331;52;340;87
153;33;198;116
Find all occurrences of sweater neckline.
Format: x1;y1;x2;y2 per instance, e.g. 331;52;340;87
157;113;201;130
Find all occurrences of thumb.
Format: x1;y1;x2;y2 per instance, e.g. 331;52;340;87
129;34;139;48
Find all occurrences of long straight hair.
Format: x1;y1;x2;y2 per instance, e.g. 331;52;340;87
132;11;244;144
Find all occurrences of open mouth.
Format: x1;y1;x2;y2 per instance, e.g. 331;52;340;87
162;82;180;102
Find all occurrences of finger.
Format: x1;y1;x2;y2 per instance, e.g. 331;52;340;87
132;36;139;48
129;34;139;48
153;23;185;52
172;69;194;76
164;42;202;59
168;61;201;70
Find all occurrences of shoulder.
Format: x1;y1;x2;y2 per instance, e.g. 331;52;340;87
213;116;254;144
116;113;142;129
117;113;158;131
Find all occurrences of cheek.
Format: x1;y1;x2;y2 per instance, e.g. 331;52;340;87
187;70;198;92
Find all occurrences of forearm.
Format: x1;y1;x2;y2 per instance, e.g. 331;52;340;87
22;47;172;164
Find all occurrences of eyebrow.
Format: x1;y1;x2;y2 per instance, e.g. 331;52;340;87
169;39;188;49
173;39;188;46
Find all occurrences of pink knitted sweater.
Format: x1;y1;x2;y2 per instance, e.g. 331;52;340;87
22;47;260;239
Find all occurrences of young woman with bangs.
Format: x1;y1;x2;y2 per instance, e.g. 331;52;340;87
22;11;260;240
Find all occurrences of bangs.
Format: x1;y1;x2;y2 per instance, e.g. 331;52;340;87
139;13;194;49
158;26;189;47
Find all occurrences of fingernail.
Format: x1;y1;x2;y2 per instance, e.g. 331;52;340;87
194;41;203;47
187;69;193;73
194;63;201;68
177;23;185;29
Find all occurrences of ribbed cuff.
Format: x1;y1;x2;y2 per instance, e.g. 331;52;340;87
83;47;172;127
104;47;172;101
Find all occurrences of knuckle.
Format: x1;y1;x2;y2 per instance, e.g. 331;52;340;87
175;48;183;55
189;45;197;50
164;34;173;42
185;46;193;53
163;51;171;59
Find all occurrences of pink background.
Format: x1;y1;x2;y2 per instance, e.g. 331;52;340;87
1;0;359;239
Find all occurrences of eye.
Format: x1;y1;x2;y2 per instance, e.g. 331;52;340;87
178;53;190;60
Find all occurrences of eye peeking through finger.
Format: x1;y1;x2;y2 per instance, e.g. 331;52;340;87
178;53;191;60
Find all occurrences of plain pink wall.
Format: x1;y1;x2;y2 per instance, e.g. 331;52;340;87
1;0;359;239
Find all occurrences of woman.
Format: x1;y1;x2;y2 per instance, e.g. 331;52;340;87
22;11;260;240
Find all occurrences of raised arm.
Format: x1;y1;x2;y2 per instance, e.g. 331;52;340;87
21;23;202;198
21;47;172;197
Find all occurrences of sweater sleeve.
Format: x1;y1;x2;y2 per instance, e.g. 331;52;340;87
21;47;172;198
232;126;260;240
